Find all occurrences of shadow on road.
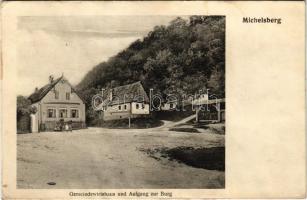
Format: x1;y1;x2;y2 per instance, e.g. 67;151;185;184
141;146;225;171
162;146;225;171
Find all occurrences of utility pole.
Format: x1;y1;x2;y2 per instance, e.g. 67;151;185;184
149;88;153;111
196;108;199;123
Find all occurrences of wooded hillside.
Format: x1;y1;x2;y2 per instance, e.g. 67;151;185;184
76;16;225;124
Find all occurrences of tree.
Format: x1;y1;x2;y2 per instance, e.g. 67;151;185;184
207;66;225;97
17;95;31;120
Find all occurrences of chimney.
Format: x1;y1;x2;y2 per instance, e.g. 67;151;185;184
35;87;39;92
49;75;54;83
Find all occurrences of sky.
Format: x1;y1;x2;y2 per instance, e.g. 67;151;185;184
17;16;177;96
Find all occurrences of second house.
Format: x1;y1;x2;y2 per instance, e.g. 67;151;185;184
101;81;150;121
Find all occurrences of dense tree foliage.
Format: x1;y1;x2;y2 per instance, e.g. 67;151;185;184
76;16;225;122
17;95;32;121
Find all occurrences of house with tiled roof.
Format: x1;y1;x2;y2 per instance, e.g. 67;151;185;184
101;81;150;121
28;75;86;132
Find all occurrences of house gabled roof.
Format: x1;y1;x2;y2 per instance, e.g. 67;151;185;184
28;75;85;104
106;81;149;105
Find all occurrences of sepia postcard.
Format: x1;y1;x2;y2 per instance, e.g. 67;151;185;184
1;1;306;199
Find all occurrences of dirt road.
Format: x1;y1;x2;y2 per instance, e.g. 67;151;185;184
17;126;225;189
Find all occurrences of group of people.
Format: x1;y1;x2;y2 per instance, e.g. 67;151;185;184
54;120;73;132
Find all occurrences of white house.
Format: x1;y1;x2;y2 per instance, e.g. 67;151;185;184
101;81;150;121
28;75;86;132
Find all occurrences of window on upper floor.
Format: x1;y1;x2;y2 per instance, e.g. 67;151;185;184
124;105;127;110
66;92;70;100
136;103;139;109
118;105;121;110
55;91;59;99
